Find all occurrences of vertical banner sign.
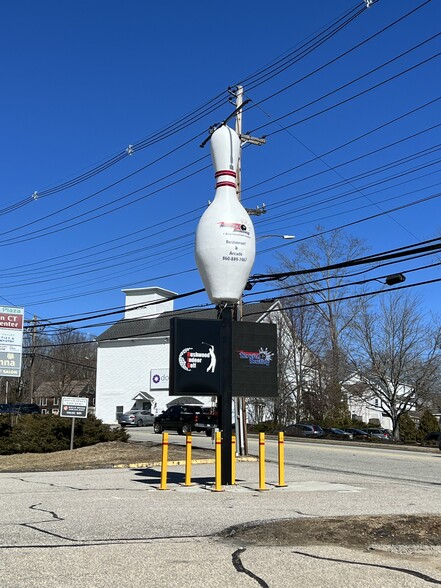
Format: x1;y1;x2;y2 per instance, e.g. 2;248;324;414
0;306;24;377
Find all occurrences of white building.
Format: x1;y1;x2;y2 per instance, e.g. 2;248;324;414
344;377;393;429
95;286;278;424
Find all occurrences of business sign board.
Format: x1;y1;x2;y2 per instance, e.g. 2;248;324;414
169;318;277;398
150;368;169;390
169;318;221;397
0;306;24;377
0;349;22;377
232;321;278;397
60;397;89;419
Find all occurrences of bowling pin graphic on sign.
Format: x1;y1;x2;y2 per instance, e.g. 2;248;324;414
195;125;255;304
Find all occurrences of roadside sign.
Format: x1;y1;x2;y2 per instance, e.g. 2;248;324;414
60;396;89;419
169;318;278;398
0;306;24;378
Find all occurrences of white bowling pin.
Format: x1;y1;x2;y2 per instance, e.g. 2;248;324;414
195;125;255;304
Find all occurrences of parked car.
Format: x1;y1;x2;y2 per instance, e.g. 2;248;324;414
284;423;324;438
424;432;441;444
366;428;392;440
118;410;154;427
1;403;41;415
345;428;369;439
12;403;41;414
323;427;353;440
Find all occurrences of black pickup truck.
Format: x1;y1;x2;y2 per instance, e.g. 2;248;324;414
153;404;217;436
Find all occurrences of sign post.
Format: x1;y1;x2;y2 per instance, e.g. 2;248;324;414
218;305;233;485
60;397;89;450
169;317;277;485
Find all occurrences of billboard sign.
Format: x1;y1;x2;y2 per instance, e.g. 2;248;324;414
169;318;278;398
60;397;89;418
0;306;24;377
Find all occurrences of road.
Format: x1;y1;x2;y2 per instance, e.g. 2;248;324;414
1;430;440;587
129;428;441;487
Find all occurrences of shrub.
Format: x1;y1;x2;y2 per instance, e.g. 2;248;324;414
417;410;440;443
247;420;279;434
0;414;128;455
398;413;417;444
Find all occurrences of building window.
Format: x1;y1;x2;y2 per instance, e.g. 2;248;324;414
53;398;59;406
41;398;47;406
374;398;379;407
52;409;59;416
41;409;48;415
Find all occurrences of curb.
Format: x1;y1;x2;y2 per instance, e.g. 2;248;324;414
112;456;257;469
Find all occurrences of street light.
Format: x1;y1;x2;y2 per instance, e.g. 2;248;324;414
385;273;406;286
257;234;295;241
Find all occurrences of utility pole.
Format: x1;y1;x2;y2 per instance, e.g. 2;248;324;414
231;85;266;455
28;315;38;403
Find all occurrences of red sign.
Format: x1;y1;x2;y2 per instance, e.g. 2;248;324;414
0;313;23;330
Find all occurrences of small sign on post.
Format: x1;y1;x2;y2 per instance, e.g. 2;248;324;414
60;397;89;450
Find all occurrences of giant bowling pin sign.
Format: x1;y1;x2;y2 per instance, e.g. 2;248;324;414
195;125;255;304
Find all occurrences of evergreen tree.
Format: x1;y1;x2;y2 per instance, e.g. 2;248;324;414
417;410;440;443
398;413;417;444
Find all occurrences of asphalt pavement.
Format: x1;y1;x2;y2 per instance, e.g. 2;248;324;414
1;455;440;587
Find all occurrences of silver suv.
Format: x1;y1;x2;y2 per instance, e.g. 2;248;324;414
285;423;324;437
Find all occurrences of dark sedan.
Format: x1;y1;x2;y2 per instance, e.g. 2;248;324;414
323;427;353;440
345;428;369;439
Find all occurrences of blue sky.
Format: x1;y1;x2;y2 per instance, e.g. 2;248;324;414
1;0;440;336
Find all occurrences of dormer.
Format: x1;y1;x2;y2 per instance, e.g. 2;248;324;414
122;286;177;320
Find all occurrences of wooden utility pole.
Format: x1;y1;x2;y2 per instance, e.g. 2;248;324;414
232;85;266;455
28;315;38;403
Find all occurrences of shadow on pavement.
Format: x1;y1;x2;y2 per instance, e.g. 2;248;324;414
132;467;216;486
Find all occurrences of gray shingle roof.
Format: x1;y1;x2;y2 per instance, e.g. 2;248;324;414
97;301;278;343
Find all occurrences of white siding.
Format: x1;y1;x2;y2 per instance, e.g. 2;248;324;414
96;336;212;424
96;337;170;424
122;287;176;319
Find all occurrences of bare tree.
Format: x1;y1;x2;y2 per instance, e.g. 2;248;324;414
273;227;368;421
348;292;441;436
46;328;96;398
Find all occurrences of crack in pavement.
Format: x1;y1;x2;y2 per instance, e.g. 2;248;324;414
29;503;64;521
232;548;269;588
4;477;129;493
9;502;215;546
292;550;441;585
8;477;88;491
0;534;213;550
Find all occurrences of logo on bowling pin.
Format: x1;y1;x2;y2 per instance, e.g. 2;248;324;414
195;125;256;304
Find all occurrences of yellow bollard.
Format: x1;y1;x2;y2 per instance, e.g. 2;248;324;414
184;432;192;486
213;431;224;492
258;432;269;491
231;434;236;485
276;431;288;487
159;432;169;490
